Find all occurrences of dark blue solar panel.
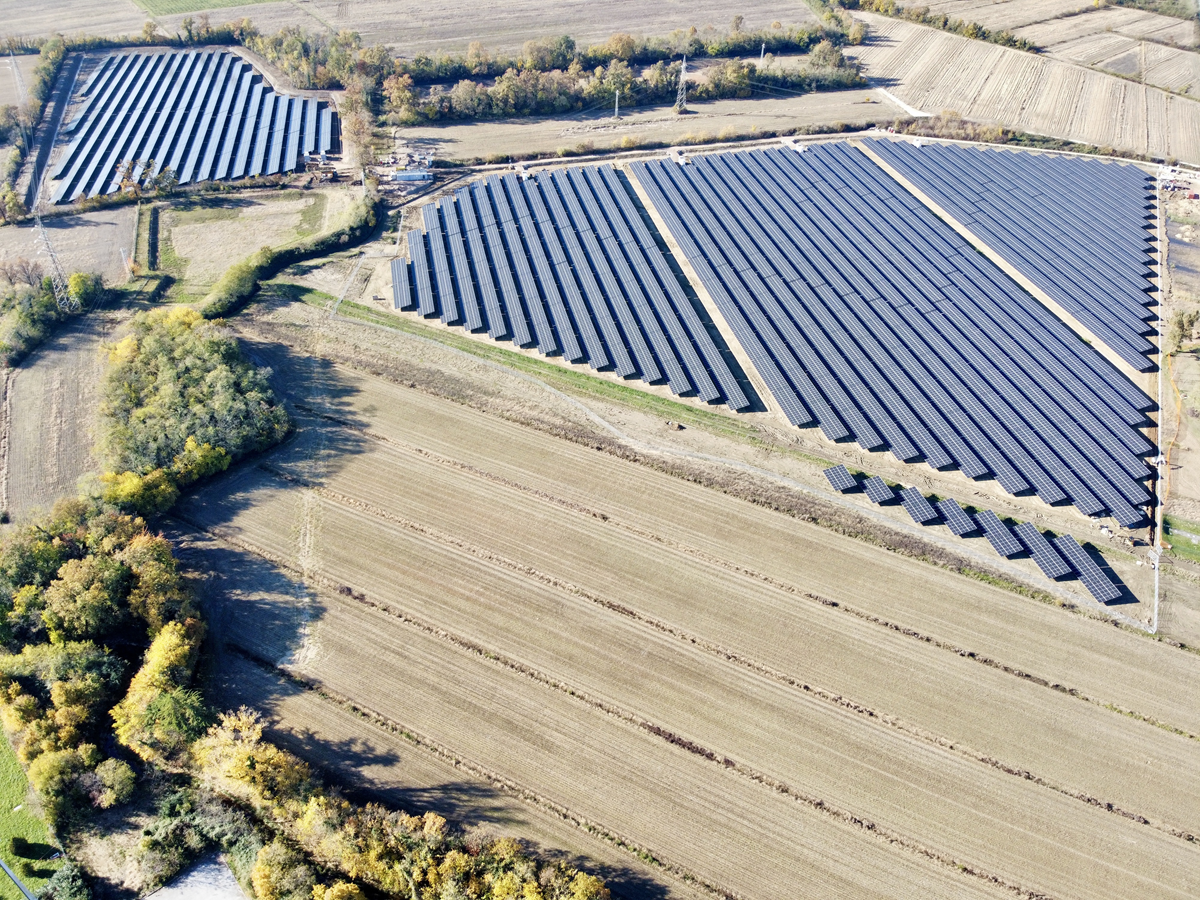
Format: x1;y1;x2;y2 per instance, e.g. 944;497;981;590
863;476;894;504
1051;535;1122;603
934;499;976;536
1013;522;1072;579
975;511;1023;558
824;465;856;492
899;488;939;524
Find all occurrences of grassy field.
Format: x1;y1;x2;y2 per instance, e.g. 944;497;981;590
155;189;345;302
0;735;60;900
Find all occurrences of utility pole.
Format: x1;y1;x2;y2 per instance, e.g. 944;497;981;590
761;42;765;62
675;56;688;113
614;88;620;119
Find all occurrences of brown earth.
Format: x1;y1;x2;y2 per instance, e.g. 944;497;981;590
0;304;130;520
846;13;1200;164
151;1;817;56
169;293;1200;900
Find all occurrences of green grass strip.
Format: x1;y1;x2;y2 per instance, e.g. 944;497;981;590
0;735;61;899
269;281;819;453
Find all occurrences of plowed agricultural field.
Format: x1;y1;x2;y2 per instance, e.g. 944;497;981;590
847;13;1200;164
177;298;1200;900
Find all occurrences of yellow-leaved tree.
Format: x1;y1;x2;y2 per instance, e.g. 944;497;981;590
111;617;207;761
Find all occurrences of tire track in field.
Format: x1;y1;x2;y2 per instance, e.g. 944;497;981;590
224;585;1056;900
227;648;733;900
223;465;1200;848
285;405;1200;746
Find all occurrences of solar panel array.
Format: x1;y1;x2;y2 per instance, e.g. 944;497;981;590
50;50;339;203
819;467;1122;601
867;139;1157;372
392;167;749;410
633;143;1152;527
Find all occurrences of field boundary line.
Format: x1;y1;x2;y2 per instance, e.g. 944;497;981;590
309;309;1153;631
249;459;1200;847
228;594;1060;900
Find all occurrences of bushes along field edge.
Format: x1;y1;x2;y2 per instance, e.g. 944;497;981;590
200;194;378;319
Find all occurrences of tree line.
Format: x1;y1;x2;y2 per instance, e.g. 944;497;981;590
0;288;611;899
0;268;101;367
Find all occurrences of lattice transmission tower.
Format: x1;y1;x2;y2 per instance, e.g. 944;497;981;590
674;56;688;113
9;50;76;311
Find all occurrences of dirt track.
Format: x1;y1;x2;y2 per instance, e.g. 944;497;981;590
175;298;1200;900
0;306;128;519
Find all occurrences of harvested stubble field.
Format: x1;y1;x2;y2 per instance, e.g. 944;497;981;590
154;0;816;55
0;0;148;40
394;90;904;163
172;295;1200;900
848;13;1200;163
0;206;136;285
1014;4;1199;48
0;304;130;519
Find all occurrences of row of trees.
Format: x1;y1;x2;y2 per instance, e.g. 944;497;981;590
198;708;609;900
382;42;863;124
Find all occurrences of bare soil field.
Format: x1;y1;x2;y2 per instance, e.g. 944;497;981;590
167;293;1200;900
1016;5;1198;49
394;90;903;163
152;0;816;56
848;12;1200;163
921;0;1096;31
0;207;136;285
0;0;148;41
0;304;130;519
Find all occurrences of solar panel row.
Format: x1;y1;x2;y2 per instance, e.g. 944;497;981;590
50;49;339;203
867;139;1157;371
391;167;749;410
632;143;1151;527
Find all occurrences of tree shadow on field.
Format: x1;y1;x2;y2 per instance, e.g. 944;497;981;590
174;334;373;532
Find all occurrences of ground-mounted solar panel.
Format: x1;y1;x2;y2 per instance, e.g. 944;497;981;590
934;499;977;536
823;465;857;493
899;488;939;524
1051;535;1122;603
631;143;1152;529
867;139;1157;371
975;511;1023;558
1013;523;1072;579
389;165;748;410
862;476;894;504
391;258;413;311
48;49;340;200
